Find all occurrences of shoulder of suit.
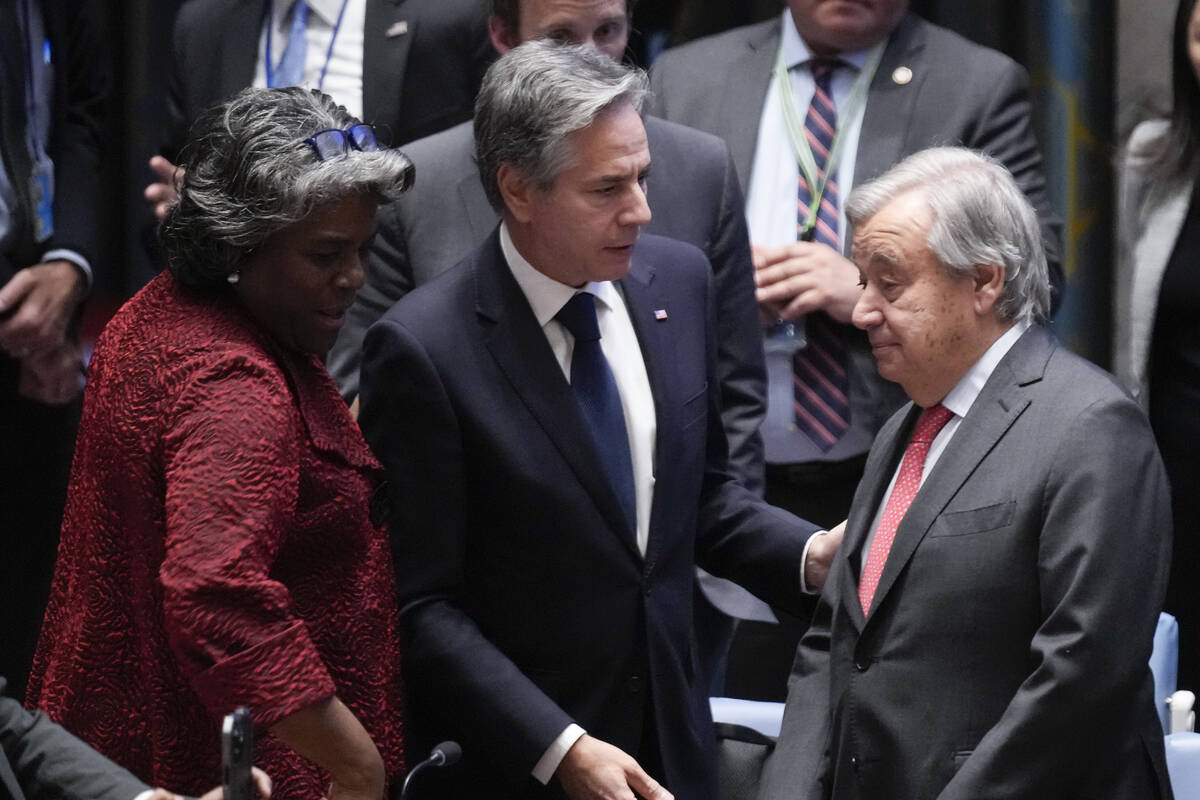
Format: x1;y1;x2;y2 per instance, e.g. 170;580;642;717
636;232;709;268
643;116;729;159
896;14;1024;75
652;17;778;74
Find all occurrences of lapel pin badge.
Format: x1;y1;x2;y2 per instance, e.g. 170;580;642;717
654;308;669;321
892;66;913;85
386;20;409;38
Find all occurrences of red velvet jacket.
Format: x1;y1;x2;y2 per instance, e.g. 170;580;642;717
27;272;403;798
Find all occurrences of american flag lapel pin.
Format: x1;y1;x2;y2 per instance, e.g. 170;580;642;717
654;308;669;321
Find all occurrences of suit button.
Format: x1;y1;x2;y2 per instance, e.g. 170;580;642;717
626;675;643;694
855;659;869;672
850;756;859;771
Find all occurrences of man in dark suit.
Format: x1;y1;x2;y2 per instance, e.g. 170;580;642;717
360;41;833;800
647;0;1064;698
329;0;777;689
0;679;266;800
0;0;107;699
759;147;1172;800
145;0;493;217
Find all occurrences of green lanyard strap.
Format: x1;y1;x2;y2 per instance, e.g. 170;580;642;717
775;42;886;238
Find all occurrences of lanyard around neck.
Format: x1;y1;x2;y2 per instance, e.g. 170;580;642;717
263;0;350;90
775;41;885;238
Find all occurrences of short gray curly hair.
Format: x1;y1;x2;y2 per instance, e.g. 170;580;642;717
474;40;649;212
161;87;414;289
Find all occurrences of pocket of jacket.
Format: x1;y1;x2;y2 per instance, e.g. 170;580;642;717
927;500;1016;538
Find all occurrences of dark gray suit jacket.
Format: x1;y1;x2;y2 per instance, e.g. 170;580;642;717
648;13;1065;463
165;0;493;152
330;116;768;494
758;326;1173;800
0;681;148;800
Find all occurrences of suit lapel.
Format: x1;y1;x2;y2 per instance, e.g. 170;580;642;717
362;0;411;145
853;15;927;189
719;20;778;189
474;234;641;559
861;328;1054;622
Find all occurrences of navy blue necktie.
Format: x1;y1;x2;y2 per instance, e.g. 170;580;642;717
556;292;636;535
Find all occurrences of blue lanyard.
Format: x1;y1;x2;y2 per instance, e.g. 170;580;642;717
262;0;350;90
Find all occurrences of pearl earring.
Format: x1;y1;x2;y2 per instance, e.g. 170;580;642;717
227;271;240;285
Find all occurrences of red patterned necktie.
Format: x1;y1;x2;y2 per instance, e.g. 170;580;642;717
858;404;956;614
793;59;851;451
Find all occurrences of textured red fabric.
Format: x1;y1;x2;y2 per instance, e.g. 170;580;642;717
26;271;404;798
858;404;955;614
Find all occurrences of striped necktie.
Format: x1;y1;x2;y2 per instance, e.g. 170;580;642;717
792;59;851;452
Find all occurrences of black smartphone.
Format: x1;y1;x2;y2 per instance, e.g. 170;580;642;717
221;707;254;800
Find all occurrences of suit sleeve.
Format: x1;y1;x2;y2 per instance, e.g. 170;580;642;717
327;198;416;401
1;689;150;800
936;396;1171;799
965;59;1064;314
359;317;575;782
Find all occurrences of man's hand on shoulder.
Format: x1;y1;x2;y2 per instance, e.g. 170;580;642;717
145;155;184;221
556;735;672;800
752;242;862;324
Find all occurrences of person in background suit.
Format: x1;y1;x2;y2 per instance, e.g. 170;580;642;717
144;0;493;219
0;0;108;701
328;0;774;693
647;0;1064;699
0;679;270;800
359;41;835;800
759;147;1171;800
1115;0;1200;695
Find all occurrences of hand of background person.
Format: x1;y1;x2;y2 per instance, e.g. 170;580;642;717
145;766;272;800
0;260;85;358
18;337;85;404
752;242;862;324
145;155;184;221
556;735;672;800
804;520;846;593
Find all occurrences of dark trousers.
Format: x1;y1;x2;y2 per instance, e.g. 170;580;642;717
723;455;866;701
0;355;80;701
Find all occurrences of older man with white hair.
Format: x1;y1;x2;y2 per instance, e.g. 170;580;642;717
759;147;1173;800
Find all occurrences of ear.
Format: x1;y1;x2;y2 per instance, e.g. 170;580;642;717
971;262;1005;316
497;163;536;224
488;16;515;55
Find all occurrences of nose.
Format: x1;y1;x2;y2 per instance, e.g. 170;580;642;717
337;252;366;293
851;284;880;331
622;182;652;227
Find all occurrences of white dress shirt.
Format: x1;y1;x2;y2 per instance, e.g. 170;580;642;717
500;223;658;782
745;9;868;250
253;0;365;119
859;320;1032;573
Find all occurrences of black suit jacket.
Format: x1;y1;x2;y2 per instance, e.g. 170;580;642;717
0;680;148;800
165;0;493;152
359;232;815;799
759;327;1173;800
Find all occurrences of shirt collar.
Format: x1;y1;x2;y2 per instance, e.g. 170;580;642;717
940;319;1032;419
780;9;870;72
277;0;341;30
499;222;619;326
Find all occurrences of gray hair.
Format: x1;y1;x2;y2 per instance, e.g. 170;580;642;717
161;87;414;289
474;40;650;212
845;147;1051;323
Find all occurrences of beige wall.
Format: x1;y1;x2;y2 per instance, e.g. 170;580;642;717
1118;0;1174;142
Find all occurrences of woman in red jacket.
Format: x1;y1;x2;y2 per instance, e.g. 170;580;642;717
26;87;412;800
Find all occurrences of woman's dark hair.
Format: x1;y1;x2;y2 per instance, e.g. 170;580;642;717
1145;0;1200;184
160;87;414;289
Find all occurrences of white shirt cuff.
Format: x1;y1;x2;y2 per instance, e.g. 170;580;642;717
132;790;155;800
799;530;829;595
41;247;93;294
532;723;586;785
